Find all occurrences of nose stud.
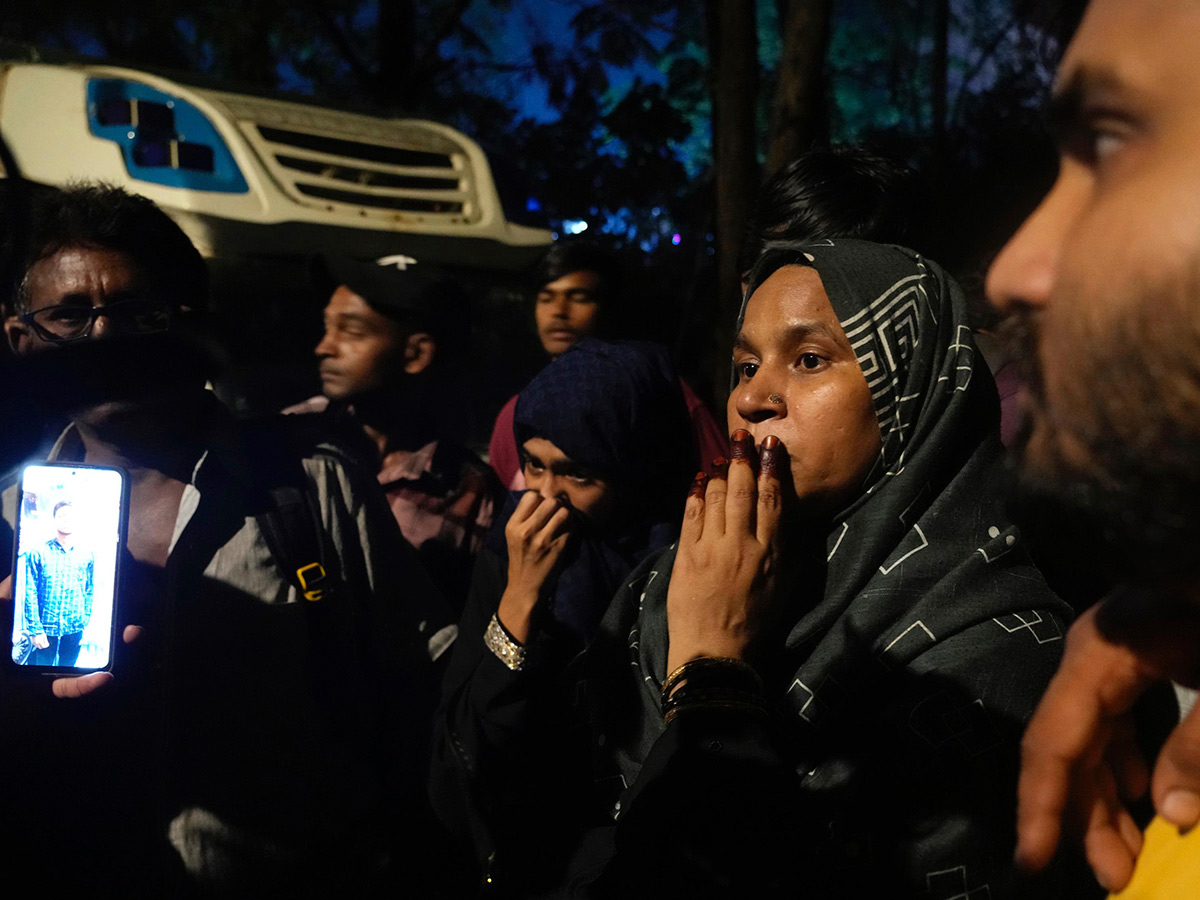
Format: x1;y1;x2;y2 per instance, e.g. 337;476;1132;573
768;393;783;404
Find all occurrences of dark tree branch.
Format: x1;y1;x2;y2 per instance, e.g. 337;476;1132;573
705;0;758;400
428;0;474;57
454;60;538;74
932;0;949;181
949;16;1020;128
411;0;475;93
305;0;378;95
378;0;416;106
765;0;833;177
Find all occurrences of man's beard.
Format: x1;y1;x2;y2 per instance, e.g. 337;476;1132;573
1003;308;1200;587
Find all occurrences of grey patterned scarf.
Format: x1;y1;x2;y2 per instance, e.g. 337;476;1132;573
590;239;1065;789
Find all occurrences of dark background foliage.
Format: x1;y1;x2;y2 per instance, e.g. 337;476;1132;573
0;0;1081;403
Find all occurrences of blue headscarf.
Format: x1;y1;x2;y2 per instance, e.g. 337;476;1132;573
499;338;694;640
513;338;694;525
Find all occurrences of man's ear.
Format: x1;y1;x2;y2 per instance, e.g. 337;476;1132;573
3;315;31;356
403;332;436;374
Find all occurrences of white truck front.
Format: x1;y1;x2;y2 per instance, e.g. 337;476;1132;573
0;60;551;270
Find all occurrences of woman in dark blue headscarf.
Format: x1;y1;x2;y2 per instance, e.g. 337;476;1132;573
430;338;697;881
495;337;693;644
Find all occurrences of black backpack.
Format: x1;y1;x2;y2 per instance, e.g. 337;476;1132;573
240;415;347;604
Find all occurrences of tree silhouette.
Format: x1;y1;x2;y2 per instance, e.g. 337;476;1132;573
0;0;1072;393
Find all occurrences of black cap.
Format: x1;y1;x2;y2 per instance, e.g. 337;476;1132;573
316;254;467;341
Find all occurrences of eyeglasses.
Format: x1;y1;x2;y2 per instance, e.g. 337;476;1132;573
21;299;173;343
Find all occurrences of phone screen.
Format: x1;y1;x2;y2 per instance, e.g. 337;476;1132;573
10;464;126;673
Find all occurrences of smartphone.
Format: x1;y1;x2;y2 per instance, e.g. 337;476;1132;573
8;463;128;674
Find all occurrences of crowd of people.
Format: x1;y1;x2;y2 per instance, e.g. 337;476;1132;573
2;0;1200;897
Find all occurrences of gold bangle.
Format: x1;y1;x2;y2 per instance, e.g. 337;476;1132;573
661;656;762;702
484;613;526;672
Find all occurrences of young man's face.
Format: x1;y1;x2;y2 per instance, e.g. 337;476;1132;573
986;0;1200;579
314;286;408;401
53;505;75;536
534;270;603;358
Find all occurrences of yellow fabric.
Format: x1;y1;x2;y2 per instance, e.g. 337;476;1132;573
1109;816;1200;898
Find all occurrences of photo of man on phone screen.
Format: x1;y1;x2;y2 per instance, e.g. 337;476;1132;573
21;500;94;667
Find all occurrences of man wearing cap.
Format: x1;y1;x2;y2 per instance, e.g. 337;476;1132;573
291;256;501;613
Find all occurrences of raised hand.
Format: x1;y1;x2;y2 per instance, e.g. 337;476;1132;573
1016;590;1200;892
665;430;786;673
496;491;573;643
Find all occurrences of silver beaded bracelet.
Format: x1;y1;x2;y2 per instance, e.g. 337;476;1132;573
484;613;527;671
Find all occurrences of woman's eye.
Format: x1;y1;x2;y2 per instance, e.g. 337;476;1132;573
523;460;544;474
799;353;824;370
569;476;594;487
737;361;759;380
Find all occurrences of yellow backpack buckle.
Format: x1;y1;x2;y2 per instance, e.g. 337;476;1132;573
297;562;327;601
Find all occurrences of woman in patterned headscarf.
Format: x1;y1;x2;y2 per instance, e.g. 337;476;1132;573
565;240;1090;898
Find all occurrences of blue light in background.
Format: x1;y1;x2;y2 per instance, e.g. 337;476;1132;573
671;233;681;246
563;219;589;235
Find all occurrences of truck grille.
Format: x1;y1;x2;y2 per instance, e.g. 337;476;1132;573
275;155;459;193
295;183;462;214
258;126;452;169
236;112;478;223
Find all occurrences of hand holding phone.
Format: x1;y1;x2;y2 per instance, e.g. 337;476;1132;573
0;574;139;696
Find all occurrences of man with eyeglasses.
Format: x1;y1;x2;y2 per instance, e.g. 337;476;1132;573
17;294;171;343
0;183;454;896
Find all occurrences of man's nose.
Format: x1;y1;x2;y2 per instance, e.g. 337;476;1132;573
87;309;129;340
314;332;336;357
986;168;1080;316
89;309;112;338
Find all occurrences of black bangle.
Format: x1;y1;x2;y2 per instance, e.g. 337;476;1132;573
660;658;767;724
663;690;769;724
